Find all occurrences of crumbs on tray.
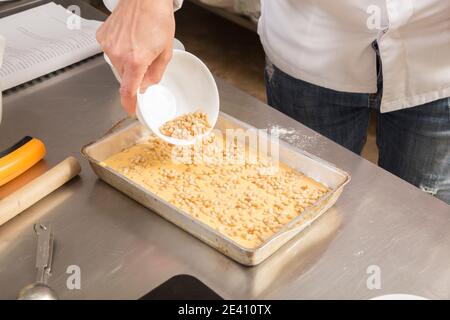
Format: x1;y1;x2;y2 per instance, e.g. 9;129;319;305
103;129;329;249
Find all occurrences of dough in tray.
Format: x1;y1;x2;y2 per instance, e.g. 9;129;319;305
103;132;329;249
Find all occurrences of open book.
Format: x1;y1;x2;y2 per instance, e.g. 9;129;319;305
0;2;102;91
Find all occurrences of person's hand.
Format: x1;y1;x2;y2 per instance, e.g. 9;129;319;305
96;0;175;115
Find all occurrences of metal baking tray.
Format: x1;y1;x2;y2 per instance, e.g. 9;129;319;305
81;112;350;266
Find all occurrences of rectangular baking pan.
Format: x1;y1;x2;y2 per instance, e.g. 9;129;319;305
81;112;350;266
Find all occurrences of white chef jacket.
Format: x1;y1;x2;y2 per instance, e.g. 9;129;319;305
103;0;449;113
258;0;450;113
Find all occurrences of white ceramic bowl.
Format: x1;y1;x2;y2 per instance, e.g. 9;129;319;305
104;40;219;146
136;49;219;146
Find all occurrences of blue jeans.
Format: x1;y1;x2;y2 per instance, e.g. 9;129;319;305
265;62;450;204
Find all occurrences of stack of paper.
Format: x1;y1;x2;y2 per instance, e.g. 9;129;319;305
0;2;102;90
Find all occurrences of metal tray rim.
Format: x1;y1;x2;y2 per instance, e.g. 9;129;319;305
81;112;351;261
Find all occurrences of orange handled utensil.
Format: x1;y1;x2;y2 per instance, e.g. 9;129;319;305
0;136;46;187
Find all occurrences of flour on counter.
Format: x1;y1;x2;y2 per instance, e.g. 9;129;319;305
268;124;323;150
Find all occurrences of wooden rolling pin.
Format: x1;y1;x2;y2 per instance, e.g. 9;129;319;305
0;157;81;226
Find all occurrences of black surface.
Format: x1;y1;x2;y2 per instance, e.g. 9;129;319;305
140;275;223;300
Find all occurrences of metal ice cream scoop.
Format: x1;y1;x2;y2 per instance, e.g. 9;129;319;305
18;224;58;300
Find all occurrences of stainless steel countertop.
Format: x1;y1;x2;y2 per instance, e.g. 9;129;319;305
0;56;449;299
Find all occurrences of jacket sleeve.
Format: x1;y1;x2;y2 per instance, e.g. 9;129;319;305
103;0;183;12
174;0;184;11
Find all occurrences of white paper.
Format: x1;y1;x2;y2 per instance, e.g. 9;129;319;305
0;2;102;90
